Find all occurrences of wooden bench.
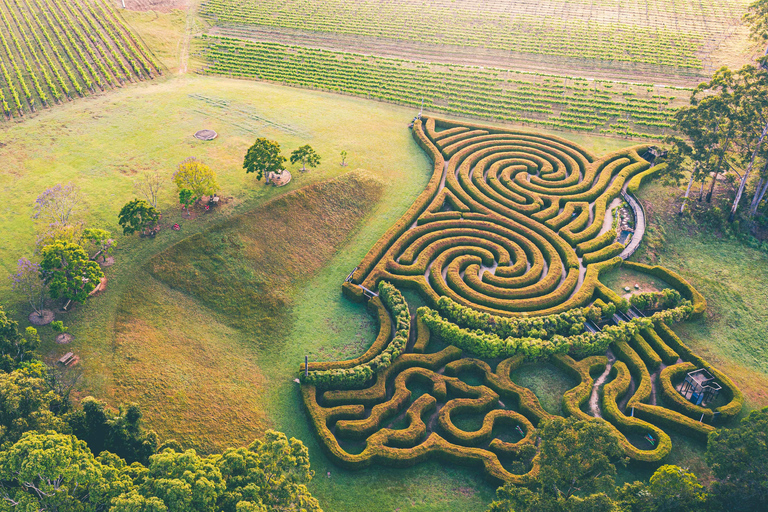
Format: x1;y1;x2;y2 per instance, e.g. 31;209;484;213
57;352;77;367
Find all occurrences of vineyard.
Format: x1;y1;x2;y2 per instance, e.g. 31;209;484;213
300;117;744;482
199;0;750;72
199;37;690;139
0;0;161;120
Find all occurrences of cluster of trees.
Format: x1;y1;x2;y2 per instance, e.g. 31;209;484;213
11;183;109;320
663;1;768;227
119;158;224;236
242;138;326;181
487;412;768;512
0;308;323;512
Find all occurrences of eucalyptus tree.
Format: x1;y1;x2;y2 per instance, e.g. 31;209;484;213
724;66;768;221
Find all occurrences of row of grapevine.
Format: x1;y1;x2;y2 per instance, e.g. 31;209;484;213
0;0;161;121
198;37;689;139
200;0;750;72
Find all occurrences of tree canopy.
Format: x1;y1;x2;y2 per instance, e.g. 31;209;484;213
487;417;623;512
243;138;286;181
173;158;220;198
706;406;768;511
39;241;104;304
290;145;321;171
118;199;160;236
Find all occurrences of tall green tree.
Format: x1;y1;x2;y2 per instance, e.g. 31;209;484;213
141;449;225;512
725;66;768;220
487;417;623;512
82;228;114;261
290;145;321;172
243;138;286;182
0;431;134;511
67;397;159;465
216;430;321;512
706;406;768;511
118;199;160;236
616;465;707;512
0;362;66;447
39;241;104;304
173;158;220;198
744;0;768;58
0;306;40;372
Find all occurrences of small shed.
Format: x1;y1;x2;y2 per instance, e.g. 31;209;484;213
679;368;721;406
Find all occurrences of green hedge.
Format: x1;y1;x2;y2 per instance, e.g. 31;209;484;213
582;242;625;265
622;261;706;318
627;163;666;194
655;323;744;420
300;281;409;388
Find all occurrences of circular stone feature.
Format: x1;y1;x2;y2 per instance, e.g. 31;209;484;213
194;129;218;141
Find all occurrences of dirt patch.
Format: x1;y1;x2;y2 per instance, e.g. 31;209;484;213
123;0;188;13
99;255;116;267
56;333;74;344
29;310;55;326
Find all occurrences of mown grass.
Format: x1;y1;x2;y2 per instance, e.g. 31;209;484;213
510;363;577;417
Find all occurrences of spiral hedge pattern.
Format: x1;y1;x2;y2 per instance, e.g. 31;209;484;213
301;117;743;482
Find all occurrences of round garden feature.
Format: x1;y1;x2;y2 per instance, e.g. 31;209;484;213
194;129;218;141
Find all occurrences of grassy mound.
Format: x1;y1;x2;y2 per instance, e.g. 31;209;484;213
146;171;384;340
112;171;383;450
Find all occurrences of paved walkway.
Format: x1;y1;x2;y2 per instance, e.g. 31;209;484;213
619;187;646;259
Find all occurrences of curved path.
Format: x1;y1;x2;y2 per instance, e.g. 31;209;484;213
619;188;646;259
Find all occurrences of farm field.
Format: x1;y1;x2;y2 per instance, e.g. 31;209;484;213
0;0;160;120
200;0;750;75
198;37;690;139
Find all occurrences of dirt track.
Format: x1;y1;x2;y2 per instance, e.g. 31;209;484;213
123;0;188;13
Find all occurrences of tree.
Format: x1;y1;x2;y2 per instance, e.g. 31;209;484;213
141;448;225;512
179;188;195;216
216;430;321;512
0;307;41;373
39;241;104;304
487;417;623;512
616;465;707;512
0;431;133;511
724;66;768;221
744;0;768;58
34;221;84;253
10;258;48;318
68;397;159;465
340;150;348;167
290;145;321;172
32;182;82;225
705;406;768;511
243;138;286;181
135;171;163;208
174;157;220;198
82;227;115;261
119;199;160;236
0;363;66;446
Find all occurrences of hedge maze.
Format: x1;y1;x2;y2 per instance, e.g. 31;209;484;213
300;117;743;482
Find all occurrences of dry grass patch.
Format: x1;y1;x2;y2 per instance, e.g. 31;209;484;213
113;276;267;453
